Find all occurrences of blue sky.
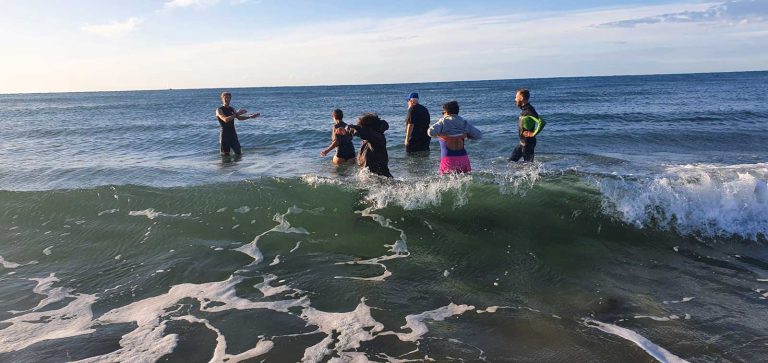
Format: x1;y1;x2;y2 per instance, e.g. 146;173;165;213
1;0;767;93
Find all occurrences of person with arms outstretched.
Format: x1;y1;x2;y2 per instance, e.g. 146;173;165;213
216;92;260;156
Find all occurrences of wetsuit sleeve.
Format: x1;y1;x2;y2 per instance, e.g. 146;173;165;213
531;117;545;137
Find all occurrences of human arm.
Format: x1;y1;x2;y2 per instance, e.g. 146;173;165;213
216;108;236;123
426;119;444;138
521;116;545;137
236;111;260;121
348;125;386;145
404;123;413;145
320;128;338;156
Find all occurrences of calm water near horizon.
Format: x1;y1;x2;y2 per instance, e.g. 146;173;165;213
1;71;767;362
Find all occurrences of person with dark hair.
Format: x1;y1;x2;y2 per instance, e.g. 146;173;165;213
427;101;482;175
320;109;356;164
346;113;392;178
215;92;261;155
509;88;545;162
404;92;431;153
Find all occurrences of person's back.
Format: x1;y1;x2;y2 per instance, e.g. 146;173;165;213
404;93;431;153
427;101;482;175
348;113;392;178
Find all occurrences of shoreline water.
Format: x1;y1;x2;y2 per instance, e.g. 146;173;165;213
1;71;767;362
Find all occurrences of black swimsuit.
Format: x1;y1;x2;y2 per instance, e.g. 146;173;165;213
334;122;355;159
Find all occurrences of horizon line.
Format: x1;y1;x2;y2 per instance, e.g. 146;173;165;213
2;69;766;96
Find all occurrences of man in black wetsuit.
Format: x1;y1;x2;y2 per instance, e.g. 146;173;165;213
215;92;260;155
404;92;431;153
509;89;545;162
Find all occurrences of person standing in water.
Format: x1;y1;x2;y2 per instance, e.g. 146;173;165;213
509;89;545;162
347;113;393;178
215;92;261;156
320;109;356;164
404;92;431;153
427;101;482;175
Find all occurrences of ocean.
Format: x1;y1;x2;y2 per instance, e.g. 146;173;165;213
1;71;767;362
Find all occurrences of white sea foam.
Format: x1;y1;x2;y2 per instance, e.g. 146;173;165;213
234;207;310;263
97;208;120;216
384;303;475;342
0;256;38;269
43;246;53;255
634;315;681;322
0;286;97;353
172;315;274;362
493;161;543;196
254;274;292;297
9;273;73;314
663;297;694;304
234;206;251;213
335;207;410;281
300;298;384;362
79;275;308;362
362;173;472;210
584;319;690;363
128;208;190;220
290;241;302;253
269;255;281;266
597;163;768;241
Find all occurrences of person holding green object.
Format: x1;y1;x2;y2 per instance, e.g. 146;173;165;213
509;88;545;162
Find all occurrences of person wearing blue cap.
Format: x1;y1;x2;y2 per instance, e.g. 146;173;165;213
404;92;431;153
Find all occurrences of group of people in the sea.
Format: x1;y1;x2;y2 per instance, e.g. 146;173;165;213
215;89;546;177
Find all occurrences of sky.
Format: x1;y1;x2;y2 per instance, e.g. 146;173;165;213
1;0;767;93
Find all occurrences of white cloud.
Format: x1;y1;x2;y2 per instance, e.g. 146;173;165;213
164;0;223;9
598;0;768;27
5;2;768;92
81;17;141;38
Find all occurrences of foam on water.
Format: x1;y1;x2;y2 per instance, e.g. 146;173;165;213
0;288;97;353
8;273;72;314
584;319;690;363
597;163;768;241
0;256;38;269
361;173;472;210
335;207;410;281
77;275;309;362
384;303;476;342
300;298;384;362
254;274;293;298
128;208;191;220
234;207;309;263
171;316;274;362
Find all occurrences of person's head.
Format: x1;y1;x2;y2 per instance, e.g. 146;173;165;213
406;92;419;108
442;101;460;116
332;109;343;123
357;113;381;128
220;92;232;106
515;89;530;108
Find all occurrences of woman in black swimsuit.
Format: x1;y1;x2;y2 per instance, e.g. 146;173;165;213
320;109;356;165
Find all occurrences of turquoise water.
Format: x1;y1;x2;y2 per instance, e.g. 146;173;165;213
1;72;767;362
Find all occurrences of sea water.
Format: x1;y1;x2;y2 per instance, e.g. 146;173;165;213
1;71;767;362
